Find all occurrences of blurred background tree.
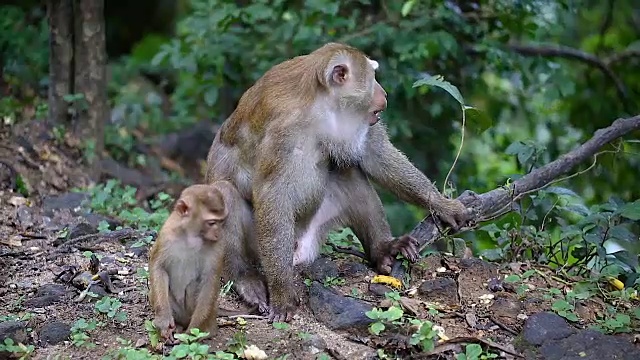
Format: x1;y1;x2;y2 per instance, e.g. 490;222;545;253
1;0;639;281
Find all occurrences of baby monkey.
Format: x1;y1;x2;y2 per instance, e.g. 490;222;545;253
148;181;250;342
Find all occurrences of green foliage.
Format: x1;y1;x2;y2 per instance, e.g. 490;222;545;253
365;306;404;335
456;344;498;360
82;179;173;232
70;318;99;348
322;276;346;288
0;338;35;360
408;319;438;352
94;297;128;323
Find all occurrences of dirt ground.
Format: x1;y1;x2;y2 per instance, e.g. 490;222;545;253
0;120;637;360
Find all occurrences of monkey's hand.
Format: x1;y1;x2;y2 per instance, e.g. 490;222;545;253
432;197;473;230
375;235;420;275
153;314;176;344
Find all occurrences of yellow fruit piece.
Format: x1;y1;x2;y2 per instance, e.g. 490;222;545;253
371;275;402;289
608;277;624;291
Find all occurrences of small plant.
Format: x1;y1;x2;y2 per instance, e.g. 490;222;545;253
226;330;248;358
409;319;438;352
169;329;211;359
591;312;632;334
109;337;158;360
0;338;35;360
322;276;345;287
70;318;98;348
365;306;404;335
95;296;128;323
220;280;233;296
272;322;290;331
455;343;498;360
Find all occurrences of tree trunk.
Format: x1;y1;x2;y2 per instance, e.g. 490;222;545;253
73;0;107;168
47;0;74;124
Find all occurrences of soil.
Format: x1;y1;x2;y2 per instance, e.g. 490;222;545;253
0;120;638;360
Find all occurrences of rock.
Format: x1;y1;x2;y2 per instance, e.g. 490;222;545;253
16;205;34;229
42;192;90;217
308;281;373;330
82;213;121;230
24;284;71;308
34;284;70;298
522;312;575;346
39;321;71;345
368;283;393;297
339;261;369;277
417;277;458;304
68;222;98;239
0;321;28;359
519;312;640;360
301;334;327;355
304;257;340;282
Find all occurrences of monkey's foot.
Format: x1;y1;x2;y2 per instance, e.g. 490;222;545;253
234;277;270;315
267;302;298;323
375;235;420;275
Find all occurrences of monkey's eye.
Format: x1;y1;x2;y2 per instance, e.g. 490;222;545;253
205;220;218;227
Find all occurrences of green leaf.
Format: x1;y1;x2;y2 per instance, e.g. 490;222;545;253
463;106;492;134
465;343;483;358
504;274;520;283
383;306;404;321
370;322;385;335
401;0;416;17
546;186;580;198
413;74;464;105
619;200;640;220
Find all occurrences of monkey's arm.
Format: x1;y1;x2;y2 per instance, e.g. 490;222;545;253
149;263;175;339
186;261;222;334
361;123;469;228
361;123;441;206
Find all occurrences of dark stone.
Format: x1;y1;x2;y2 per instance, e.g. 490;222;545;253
418;277;458;303
519;312;640;360
82;213;122;230
308;282;373;330
24;284;71;308
129;245;148;257
0;321;28;359
42;192;90;217
304;257;340;282
68;222;98;239
522;312;575;346
34;284;70;298
39;321;71;345
368;283;393;297
24;295;61;308
339;261;369;277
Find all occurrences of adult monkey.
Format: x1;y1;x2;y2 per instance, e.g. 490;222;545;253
205;42;472;322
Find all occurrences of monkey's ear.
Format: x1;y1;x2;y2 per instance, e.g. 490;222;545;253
174;199;190;217
331;64;349;85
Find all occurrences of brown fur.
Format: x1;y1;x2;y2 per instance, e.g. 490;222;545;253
148;182;253;342
205;42;471;322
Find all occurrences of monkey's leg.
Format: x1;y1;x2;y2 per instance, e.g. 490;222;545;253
336;169;420;274
223;200;270;315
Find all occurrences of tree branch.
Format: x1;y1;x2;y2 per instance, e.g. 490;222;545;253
392;114;640;277
504;43;632;110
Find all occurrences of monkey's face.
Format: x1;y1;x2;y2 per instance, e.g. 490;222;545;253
201;217;223;242
331;55;387;126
